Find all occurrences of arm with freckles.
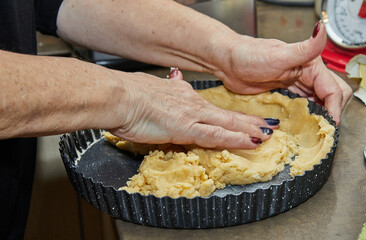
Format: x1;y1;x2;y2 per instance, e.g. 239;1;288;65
56;0;234;74
0;50;126;139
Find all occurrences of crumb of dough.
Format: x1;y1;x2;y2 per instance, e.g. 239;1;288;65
104;86;335;198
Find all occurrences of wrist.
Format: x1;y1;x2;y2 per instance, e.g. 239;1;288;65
90;68;132;130
209;34;256;82
206;30;243;76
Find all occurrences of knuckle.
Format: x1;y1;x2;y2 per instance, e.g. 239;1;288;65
176;111;193;126
206;126;226;148
336;86;343;97
294;66;303;78
295;41;308;57
212;126;224;140
192;103;205;113
345;86;352;100
248;114;266;125
192;125;216;148
225;112;237;127
287;66;303;81
332;83;343;98
234;134;251;147
177;79;193;89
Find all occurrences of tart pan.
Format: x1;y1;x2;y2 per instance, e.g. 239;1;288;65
59;80;339;229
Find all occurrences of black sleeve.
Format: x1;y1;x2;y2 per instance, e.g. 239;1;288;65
35;0;64;36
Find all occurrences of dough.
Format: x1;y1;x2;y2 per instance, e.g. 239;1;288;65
119;150;215;198
104;86;335;198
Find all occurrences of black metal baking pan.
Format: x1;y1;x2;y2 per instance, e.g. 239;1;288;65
59;80;339;229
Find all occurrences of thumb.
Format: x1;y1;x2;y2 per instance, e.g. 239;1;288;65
285;21;327;68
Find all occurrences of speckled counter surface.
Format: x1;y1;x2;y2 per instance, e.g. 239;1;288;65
114;2;366;239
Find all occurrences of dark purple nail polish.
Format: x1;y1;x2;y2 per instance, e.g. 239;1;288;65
260;127;273;135
312;21;321;38
251;137;262;144
168;67;179;79
264;118;280;126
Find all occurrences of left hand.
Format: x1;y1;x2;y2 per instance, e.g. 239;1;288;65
211;22;352;125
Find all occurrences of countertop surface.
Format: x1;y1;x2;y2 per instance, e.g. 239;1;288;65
114;1;366;239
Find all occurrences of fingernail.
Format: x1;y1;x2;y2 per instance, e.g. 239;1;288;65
312;21;321;38
251;137;262;144
260;127;273;135
168;67;179;79
264;118;280;126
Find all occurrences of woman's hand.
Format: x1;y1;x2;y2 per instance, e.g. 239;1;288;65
108;69;278;149
212;22;352;125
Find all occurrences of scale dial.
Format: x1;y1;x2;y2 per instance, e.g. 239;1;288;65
322;0;366;49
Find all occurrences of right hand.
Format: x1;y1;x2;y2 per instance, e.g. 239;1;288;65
108;69;277;149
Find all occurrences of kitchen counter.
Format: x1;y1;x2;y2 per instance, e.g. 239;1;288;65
114;2;366;239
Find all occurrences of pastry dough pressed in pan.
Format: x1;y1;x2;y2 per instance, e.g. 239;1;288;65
104;86;335;198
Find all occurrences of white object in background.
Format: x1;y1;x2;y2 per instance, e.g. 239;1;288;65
346;54;366;105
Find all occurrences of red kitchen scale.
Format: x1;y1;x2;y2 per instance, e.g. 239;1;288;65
321;0;366;73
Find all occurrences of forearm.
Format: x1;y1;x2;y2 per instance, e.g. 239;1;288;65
0;50;126;139
56;0;238;74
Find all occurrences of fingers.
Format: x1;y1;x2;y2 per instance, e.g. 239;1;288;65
322;92;342;125
187;111;280;149
197;105;276;141
285;53;350;126
312;65;344;125
168;67;183;80
283;21;327;70
189;123;260;149
319;71;352;125
329;71;352;110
